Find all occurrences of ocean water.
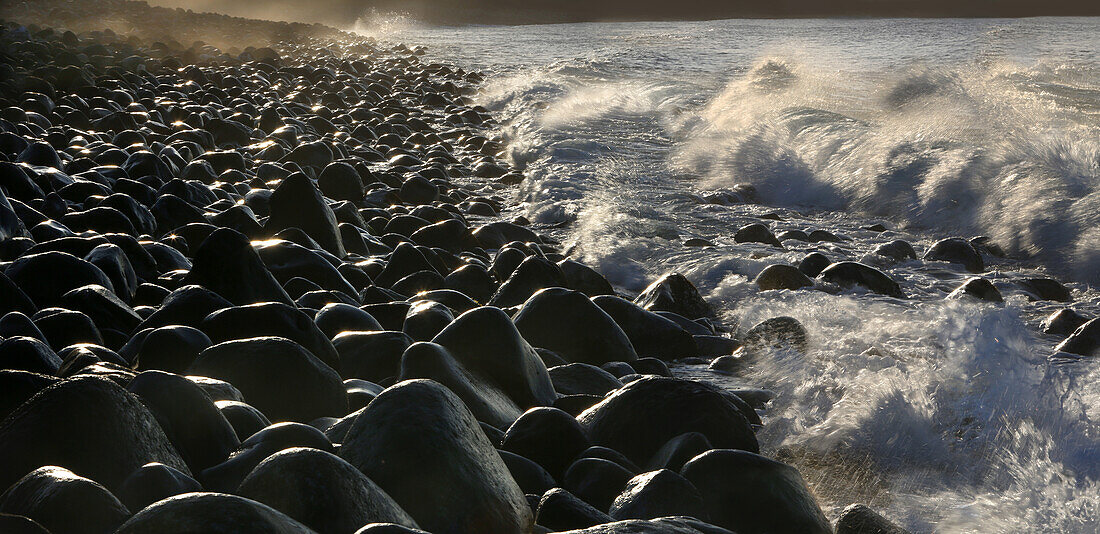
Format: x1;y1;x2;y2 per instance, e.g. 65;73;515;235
357;17;1100;532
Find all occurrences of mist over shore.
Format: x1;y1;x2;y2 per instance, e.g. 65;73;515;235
150;0;1100;27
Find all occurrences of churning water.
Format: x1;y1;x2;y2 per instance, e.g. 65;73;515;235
358;17;1100;532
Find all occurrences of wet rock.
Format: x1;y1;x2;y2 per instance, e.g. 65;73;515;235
318;162;365;202
0;271;37;317
1019;277;1072;302
562;457;635;512
734;223;782;247
489;256;568;308
0;376;190;493
316;303;383;339
116;492;315;534
131;325;212;373
0;336;62;375
559;259;615;297
551;517;734;533
835;503;911;534
499;450;556;495
137;285;233;330
681;449;830;534
871;240;917;262
432;306;557;411
647;432;713;472
754;264;814;290
5;251;115;308
266;173;345;257
403;299;455;341
947;277;1003;303
536;488;613;531
339;379;534;534
633;273;712;319
200;422;335;493
254;239;357;296
59;284;142;334
923;237;984;273
0;370;56;421
1042;308;1089;337
1055;318;1100;357
189;337;348;423
818;261;905;298
609;469;708;521
797;252;831;278
183;228;294;306
443;264;497;303
336;330;413;382
33;308;103;351
116;462;202;513
742;316;809;353
238;447;419;534
577;377;759;467
0;466;130;534
127;370;241;474
502;407;591;480
216;400;273;441
514;288;638;365
201;302;339;370
548;363;624;396
593;295;697;361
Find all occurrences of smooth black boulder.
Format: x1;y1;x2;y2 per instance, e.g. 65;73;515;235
0;336;62;375
559;259;616;297
681;449;830;534
201;302;340;370
135;285;233;330
200;422;335;493
514;288;638;365
754;264;814;290
238;447;419;534
548;363;624;396
402;299;455;341
499;450;557;495
190;336;348;423
742;316;809;353
923;237;984;273
131;325;212;373
947;277;1003;303
1019;277;1072;302
798;252;832;278
502;407;592;480
1042;308;1089;337
216;400;273;441
818;261;905;298
577;377;759;467
432;306;557;411
562;457;635;512
555;517;734;533
5;251;115;308
316;303;383;339
0;271;37;317
647;432;713;472
592;295;696;361
733;223;782;247
127;370;241;474
536;488;613;531
0;376;190;493
59;284;142;334
116;492;315;533
633;273;712;319
183;228;295;306
0;466;130;534
1055;318;1100;357
835;503;911;534
266;173;346;257
488;256;568;308
336;330;413;382
318;162;365;202
609;469;708;521
339;379;534;534
0;370;56;421
116;462;202;513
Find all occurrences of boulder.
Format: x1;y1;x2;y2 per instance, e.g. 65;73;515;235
754;264;814;291
238;447;419;534
339;379;534;534
923;238;984;273
592;295;696;361
1055;318;1100;357
835;503;911;534
336;331;413;382
633;273;711;319
266;173;345;257
5;251;115;308
0;376;190;493
577;377;759;467
132;325;212;373
189;337;348;423
514;288;638;365
818;262;905;298
488;256;567;308
200;422;335;493
116;462;202;513
115;492;315;534
548;363;624;396
536;488;613;532
315;303;383;339
609;469;708;521
0;370;56;421
947;277;1003;303
562;458;635;512
201;302;340;370
502;407;591;480
1041;309;1089;337
183;228;294;306
681;450;830;534
0;466;129;534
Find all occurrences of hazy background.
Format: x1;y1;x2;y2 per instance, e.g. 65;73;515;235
150;0;1100;26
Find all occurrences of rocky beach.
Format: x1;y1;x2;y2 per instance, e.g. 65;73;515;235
0;1;1097;533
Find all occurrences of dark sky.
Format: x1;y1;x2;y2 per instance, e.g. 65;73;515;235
155;0;1100;26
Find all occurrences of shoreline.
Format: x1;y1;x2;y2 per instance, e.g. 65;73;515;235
1;1;1096;533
